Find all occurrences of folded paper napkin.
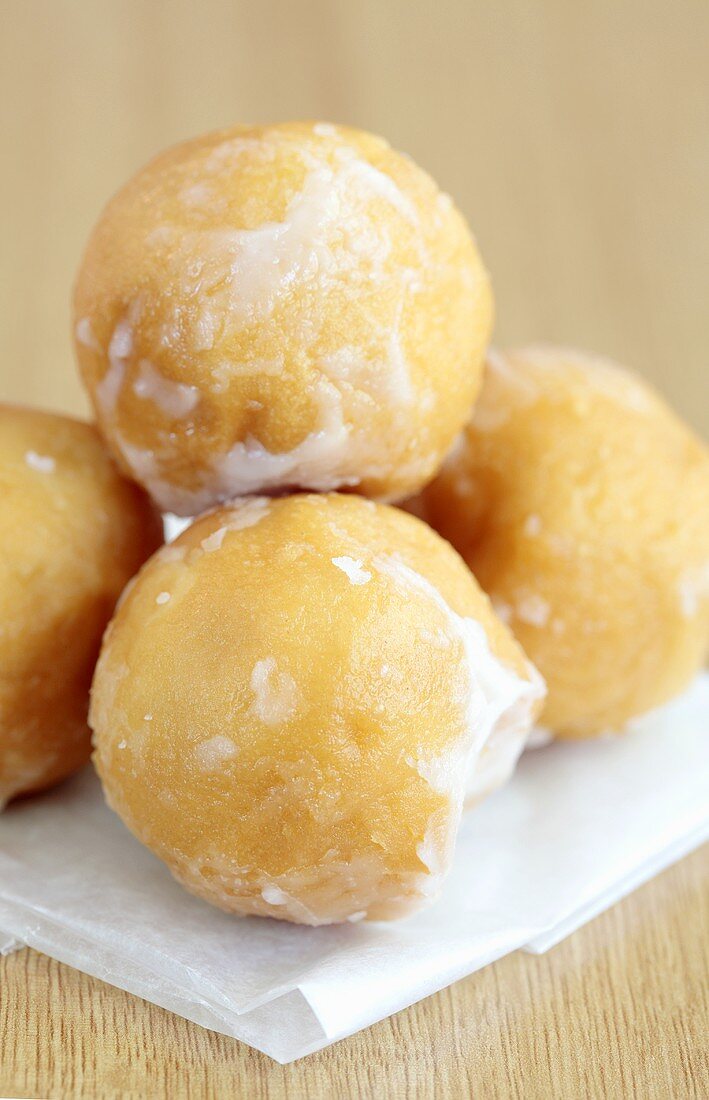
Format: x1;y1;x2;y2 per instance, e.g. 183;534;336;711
1;675;707;1063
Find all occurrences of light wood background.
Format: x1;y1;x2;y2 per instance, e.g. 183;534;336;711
0;0;707;434
1;2;707;1097
2;847;707;1099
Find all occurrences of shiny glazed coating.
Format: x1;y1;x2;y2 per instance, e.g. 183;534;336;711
409;347;709;738
0;405;162;808
91;494;543;925
74;121;493;515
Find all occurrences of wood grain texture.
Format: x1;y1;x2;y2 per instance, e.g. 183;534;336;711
1;847;707;1099
0;0;707;433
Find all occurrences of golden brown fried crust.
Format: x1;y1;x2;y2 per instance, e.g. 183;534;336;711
408;347;709;737
0;404;163;805
91;494;542;925
74;121;492;514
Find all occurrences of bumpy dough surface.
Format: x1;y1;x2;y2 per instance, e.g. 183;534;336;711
409;347;709;738
73;121;493;515
0;405;162;807
91;494;542;925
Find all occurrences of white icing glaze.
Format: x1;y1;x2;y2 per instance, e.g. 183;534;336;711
331;556;372;585
491;595;513;624
319;332;412;406
157;539;188;560
678;561;709;617
110;319;133;360
211;386;361;495
113;435;181;514
415;821;450;898
133;360;200;418
96;319;133;417
249;658;299;725
514;592;551;628
24;451;55;473
167;776;475;925
526;725;554;748
155;591;171;605
210;848;430;925
179;181;212;207
75;317;101;352
204;134;274;173
194;735;238;770
260;884;289;905
172;162;363;331
160;146;422;391
200;527;228;553
199;498;270;552
116;383;367;515
104;140;436;510
113;435;155;476
342;156;420;225
372;556;545;807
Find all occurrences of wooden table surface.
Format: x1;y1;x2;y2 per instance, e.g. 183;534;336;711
1;846;707;1099
1;3;708;1098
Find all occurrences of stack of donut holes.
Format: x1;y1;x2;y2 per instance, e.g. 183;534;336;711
2;122;707;927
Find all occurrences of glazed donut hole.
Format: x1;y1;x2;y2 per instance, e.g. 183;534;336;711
90;493;543;925
73;121;493;515
0;404;162;808
409;347;709;738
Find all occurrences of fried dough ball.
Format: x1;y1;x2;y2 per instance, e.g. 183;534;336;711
91;494;542;925
0;405;162;808
73;121;493;515
409;347;709;738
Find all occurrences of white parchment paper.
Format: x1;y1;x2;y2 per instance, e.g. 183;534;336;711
1;675;707;1063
